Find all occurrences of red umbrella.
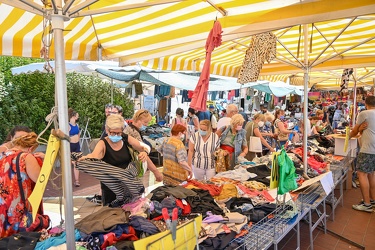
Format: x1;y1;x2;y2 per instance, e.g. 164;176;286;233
190;21;222;111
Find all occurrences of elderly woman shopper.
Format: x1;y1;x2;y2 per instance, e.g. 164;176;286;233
77;114;151;207
245;113;275;161
123;109;163;182
188;120;220;181
274;109;296;149
158;124;192;186
216;114;248;169
0;132;42;237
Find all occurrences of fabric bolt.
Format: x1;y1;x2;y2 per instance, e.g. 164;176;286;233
190;131;220;170
150;185;197;202
159;137;189;186
237;32;277;83
75;207;130;234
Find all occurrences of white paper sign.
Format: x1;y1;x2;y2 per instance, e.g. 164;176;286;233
143;95;155;114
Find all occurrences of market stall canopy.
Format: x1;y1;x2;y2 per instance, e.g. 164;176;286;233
1;0;374;69
245;81;304;97
11;60;119;75
95;67;269;91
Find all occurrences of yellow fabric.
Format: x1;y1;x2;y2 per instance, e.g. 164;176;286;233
28;133;60;221
133;215;202;250
214;184;238;201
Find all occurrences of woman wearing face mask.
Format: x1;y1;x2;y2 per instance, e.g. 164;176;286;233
245;113;275;161
79;114;150;206
123;109;163;182
274;109;296;149
216;114;248;169
158;124;192;186
187;120;220;180
259;113;277;156
68;108;81;187
187;107;199;131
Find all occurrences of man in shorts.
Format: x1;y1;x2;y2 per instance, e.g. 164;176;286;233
350;96;375;212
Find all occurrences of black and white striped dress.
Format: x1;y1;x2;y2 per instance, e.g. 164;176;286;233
190;132;220;170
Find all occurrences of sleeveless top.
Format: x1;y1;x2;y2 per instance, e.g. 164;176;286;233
0;150;34;237
101;134;131;169
69;123;80;136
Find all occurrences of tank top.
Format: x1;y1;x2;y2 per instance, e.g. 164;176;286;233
175;117;186;127
69;123;79;136
102;134;131;169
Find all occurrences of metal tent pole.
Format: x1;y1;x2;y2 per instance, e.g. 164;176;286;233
111;78;114;104
51;2;76;248
303;24;309;173
351;69;357;127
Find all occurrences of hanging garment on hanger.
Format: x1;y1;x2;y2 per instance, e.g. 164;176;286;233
237;32;277;83
134;82;143;95
169;86;176;98
211;91;218;100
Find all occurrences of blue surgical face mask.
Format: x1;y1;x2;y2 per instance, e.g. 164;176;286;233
199;130;208;136
140;125;147;131
108;135;122;143
280;115;285;119
265;121;272;127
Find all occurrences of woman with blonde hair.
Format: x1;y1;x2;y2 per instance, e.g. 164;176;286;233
0;132;42;237
245;113;275;161
216;114;248;169
123;109;163;182
274;109;296;149
188;120;220;180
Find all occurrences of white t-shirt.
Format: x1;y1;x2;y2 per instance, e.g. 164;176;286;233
190;132;220;169
217;117;231;130
356;109;375;154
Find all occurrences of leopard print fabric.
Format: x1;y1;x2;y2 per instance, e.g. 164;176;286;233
237;32;277;83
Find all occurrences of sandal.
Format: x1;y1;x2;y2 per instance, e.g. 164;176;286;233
75;181;80;187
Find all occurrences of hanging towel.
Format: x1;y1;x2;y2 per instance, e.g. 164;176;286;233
134;82;143;95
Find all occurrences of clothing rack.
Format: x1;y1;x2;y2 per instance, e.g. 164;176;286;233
80;117;92;154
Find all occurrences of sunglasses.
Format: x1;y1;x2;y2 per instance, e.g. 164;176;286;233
137;110;149;117
108;131;122;136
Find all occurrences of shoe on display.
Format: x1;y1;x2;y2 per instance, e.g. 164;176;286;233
352;203;373;212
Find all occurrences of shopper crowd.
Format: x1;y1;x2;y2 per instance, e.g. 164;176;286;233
0;96;373;249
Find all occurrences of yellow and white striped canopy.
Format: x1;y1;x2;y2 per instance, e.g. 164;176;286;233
1;0;375;87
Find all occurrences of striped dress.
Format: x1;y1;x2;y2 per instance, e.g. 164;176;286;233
190;132;220;170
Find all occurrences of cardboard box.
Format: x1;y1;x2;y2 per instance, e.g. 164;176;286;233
333;136;357;157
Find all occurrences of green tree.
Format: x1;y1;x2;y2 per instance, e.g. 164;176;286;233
0;56;134;141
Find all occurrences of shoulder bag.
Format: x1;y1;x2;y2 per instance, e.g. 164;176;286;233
15;152;51;232
248;123;263;152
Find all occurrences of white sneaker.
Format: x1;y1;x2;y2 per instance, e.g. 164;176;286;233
352;203;373;212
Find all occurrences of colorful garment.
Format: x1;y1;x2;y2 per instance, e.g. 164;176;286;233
0;150;34;237
159;137;188;186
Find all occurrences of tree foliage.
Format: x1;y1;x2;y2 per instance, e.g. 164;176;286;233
0;56;134;141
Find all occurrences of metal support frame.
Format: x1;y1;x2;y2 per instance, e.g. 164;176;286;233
303;24;309;174
276;38;305;68
205;0;227;16
310;17;356;67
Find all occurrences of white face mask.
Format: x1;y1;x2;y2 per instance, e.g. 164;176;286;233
258;121;265;127
236;125;243;131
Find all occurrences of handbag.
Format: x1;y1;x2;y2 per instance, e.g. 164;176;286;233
248;123;263;152
15;153;51;232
